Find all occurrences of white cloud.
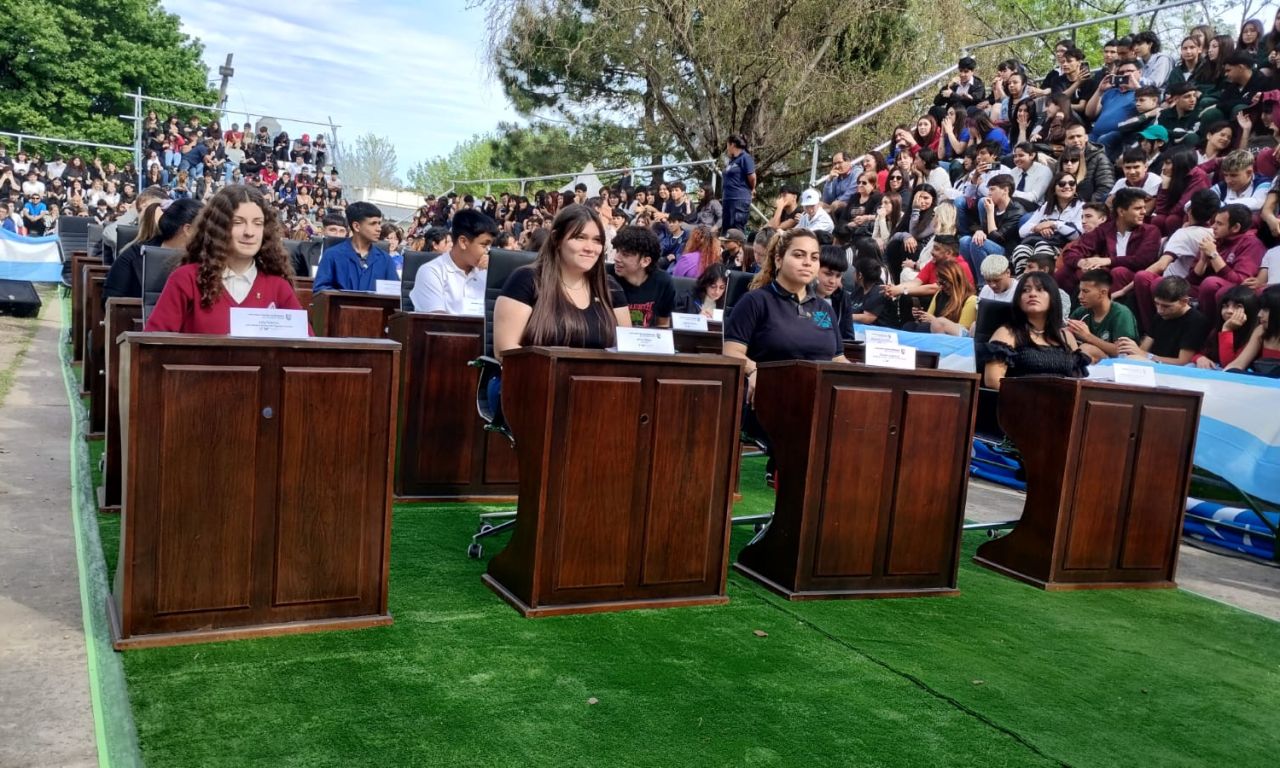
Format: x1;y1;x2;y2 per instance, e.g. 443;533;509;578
160;0;521;176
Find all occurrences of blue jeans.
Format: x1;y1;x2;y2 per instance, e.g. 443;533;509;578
958;235;1005;288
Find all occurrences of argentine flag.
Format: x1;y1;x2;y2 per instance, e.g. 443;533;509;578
0;227;64;282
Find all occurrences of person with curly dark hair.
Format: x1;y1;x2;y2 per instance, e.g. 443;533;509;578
145;184;304;334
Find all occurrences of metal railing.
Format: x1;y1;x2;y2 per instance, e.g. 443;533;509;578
451;159;719;195
807;0;1208;186
0;130;132;154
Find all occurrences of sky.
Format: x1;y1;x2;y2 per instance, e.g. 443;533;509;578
159;0;522;178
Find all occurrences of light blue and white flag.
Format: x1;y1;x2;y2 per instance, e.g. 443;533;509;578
0;227;63;282
853;324;977;372
1092;360;1280;505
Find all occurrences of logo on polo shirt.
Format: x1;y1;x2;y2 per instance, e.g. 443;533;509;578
812;311;833;329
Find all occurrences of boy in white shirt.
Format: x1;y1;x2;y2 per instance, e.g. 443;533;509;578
410;209;499;315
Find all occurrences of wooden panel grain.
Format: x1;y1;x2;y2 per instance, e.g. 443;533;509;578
551;375;642;591
1119;405;1195;570
813;385;894;578
885;389;965;576
640;379;723;586
409;330;478;485
103;299;142;509
274;367;373;605
1061;400;1134;571
334;305;388;339
154;364;260;615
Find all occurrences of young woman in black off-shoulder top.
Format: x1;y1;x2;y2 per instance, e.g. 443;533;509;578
983;271;1090;388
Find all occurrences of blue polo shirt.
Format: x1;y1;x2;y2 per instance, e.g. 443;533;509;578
312;239;399;292
725;281;842;363
723;151;756;201
1090;89;1136;139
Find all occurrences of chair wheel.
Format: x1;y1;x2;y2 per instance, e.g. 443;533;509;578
478;523;494;534
467;542;483;559
987;529;998;538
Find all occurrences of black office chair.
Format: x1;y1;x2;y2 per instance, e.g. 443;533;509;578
86;224;104;261
670;276;696;301
57;216;92;293
723;270;754;319
141;246;184;322
467;248;537;558
309;236;346;275
400;250;441;310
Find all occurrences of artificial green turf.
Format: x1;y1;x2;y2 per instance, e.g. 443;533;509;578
92;457;1280;767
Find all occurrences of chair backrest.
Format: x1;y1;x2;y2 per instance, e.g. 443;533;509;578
117;224;140;250
58;216;91;254
973;299;1014;344
400;250;441;310
282;239;304;260
482;249;538;358
723;270;754;318
670;276;696;299
141;246;184;321
313;236;345;269
86;224;104;249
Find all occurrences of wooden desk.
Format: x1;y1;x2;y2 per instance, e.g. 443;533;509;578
388;312;517;500
844;341;940;369
673;328;723;355
111;333;400;648
736;362;978;599
973;376;1201;590
100;299;143;512
310;290;399;338
294;276;314;310
484;348;744;617
84;266;109;433
71;253;93;362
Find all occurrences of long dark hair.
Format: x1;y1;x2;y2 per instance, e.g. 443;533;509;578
1163;148;1200;206
183;185;293;308
1259;285;1280;342
521;204;617;347
1220;285;1261;352
1042;171;1080;216
1208;35;1236;80
1008;272;1067;347
695;262;728;306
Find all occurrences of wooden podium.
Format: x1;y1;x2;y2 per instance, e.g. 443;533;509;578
110;333;400;648
85;267;110;436
973;376;1202;590
735;362;978;599
310;290;399;338
71;253;94;362
483;348;744;617
388;312;517;500
294;276;314;310
100;298;143;512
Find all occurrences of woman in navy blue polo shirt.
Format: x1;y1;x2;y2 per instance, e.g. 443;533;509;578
724;228;847;482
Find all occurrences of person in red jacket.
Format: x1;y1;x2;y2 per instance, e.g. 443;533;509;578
1056;187;1162;296
145;184;303;334
1149;148;1211;236
1189;203;1265;322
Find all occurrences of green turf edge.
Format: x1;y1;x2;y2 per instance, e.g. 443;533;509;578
57;291;145;768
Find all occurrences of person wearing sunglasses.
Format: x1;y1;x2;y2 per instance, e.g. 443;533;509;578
1010;171;1085;276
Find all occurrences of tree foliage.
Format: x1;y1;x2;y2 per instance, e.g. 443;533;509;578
335;133;402;190
0;0;215;154
405;136;497;197
487;120;642;180
481;0;983;181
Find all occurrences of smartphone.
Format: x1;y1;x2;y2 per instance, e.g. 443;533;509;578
1110;74;1126;87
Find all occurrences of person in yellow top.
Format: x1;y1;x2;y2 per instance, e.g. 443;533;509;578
911;259;978;333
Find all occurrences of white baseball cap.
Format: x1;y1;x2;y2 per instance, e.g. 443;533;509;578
800;189;821;206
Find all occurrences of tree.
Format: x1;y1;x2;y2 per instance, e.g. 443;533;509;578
405;136;498;196
0;0;215;155
334;133;402;190
487;120;642;180
480;0;983;183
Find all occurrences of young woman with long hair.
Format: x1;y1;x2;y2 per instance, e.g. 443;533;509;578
672;225;718;278
1010;171;1084;274
1226;286;1280;372
145;185;302;333
1150;147;1212;235
674;262;729;317
983;271;1088;388
914;259;977;331
1196;285;1260;368
493;203;631;355
1198;120;1235;164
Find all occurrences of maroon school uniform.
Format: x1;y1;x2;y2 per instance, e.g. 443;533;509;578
144;263;304;334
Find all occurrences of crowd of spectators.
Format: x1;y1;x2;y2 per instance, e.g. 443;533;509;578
1;112;347;242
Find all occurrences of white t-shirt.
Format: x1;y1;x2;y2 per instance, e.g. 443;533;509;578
1162;225;1213;279
1261;246;1280;285
410;254;486;315
799;207;834;233
979;282;1016;302
1108;173;1162;198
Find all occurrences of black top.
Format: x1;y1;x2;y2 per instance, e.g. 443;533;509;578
102;236;162;307
1148;308;1210;359
619;270;676;328
724;282;842;363
986;339;1089;379
848;282;894;328
501;265;628;349
824;287;856;341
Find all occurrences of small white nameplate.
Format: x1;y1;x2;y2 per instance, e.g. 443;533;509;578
864;329;899;345
672;313;709;332
229;307;309;339
375;279;400;296
864;342;916;370
462;297;485;316
711;308;724;322
614;327;676;355
1112;363;1157;387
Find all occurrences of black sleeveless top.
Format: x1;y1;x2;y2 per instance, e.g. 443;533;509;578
986;339;1089;379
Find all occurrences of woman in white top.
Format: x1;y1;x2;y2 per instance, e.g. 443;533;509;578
914;149;956;200
1009;171;1084;276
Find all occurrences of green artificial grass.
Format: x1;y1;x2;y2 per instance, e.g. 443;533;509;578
90;457;1280;767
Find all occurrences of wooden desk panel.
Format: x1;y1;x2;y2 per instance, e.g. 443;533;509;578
84;267;110;435
111;333;400;648
843;341;940;369
973;376;1201;590
389;313;517;500
294;276;314;310
484;348;744;617
101;298;143;512
310;290;399;339
735;363;978;599
71;253;93;362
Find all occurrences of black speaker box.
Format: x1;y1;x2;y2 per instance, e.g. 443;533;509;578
0;279;42;318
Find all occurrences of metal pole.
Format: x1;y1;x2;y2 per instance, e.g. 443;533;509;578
133;88;144;190
818;64;957;144
963;0;1201;52
0;131;132;153
327;116;340;173
809;140;823;187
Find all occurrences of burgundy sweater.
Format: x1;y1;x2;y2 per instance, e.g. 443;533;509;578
144;263;305;334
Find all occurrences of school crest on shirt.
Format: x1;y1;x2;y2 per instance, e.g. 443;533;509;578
812;311;833;329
